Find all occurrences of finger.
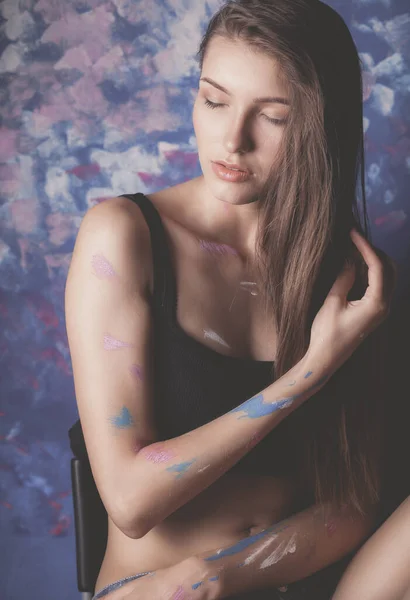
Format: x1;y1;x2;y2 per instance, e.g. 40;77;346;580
349;229;384;305
327;261;356;301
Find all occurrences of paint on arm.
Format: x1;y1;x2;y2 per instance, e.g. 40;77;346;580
91;253;118;280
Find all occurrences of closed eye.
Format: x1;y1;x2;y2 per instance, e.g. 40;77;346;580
204;98;286;126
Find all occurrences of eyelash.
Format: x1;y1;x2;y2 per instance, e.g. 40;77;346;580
204;98;286;126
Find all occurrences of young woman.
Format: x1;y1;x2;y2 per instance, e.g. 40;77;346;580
66;1;396;598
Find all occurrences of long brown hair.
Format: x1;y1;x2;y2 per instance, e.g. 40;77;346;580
196;0;391;514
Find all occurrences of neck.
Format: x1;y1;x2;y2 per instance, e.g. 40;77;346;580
188;176;261;260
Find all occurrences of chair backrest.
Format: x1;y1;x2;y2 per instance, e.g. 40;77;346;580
70;457;108;594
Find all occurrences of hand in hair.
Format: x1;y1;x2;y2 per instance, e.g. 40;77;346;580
308;228;397;370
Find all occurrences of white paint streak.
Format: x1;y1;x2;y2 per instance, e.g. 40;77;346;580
242;535;278;566
239;281;258;296
259;533;297;569
203;329;231;348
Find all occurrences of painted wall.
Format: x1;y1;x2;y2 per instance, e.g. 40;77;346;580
0;1;409;598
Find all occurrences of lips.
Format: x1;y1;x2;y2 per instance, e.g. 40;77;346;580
215;161;249;174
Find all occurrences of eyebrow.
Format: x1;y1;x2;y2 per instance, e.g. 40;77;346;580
199;77;290;106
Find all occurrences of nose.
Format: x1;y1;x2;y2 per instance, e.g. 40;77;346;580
223;115;253;154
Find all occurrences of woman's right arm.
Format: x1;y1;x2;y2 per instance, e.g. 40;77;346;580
66;204;385;540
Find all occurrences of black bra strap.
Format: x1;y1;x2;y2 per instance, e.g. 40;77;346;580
119;193;177;320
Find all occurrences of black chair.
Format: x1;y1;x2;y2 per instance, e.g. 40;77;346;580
70;455;108;599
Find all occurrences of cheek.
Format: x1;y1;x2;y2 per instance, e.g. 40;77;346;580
193;102;218;142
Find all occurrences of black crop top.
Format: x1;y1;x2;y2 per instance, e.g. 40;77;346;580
69;192;304;478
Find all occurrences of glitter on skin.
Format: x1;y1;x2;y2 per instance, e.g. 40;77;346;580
103;334;135;350
199;239;239;256
91;253;118;279
129;363;143;381
203;329;231;348
139;444;175;464
166;459;197;479
109;407;134;429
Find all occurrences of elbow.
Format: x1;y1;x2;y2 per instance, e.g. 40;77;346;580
112;496;153;540
118;519;149;540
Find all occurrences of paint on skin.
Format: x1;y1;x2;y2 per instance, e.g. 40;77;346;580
129;363;143;381
259;533;297;569
203;329;231;348
170;585;185;600
204;523;290;562
304;371;313;379
209;576;219;581
91;253;118;280
199;240;239;256
241;535;279;567
109;406;134;429
287;380;296;386
198;463;211;473
166;458;197;479
103;334;135;350
140;444;175;464
229;393;297;420
240;281;259;296
230;371;330;420
325;519;337;537
192;581;203;590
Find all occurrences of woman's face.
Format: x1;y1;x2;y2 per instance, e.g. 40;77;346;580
192;36;290;206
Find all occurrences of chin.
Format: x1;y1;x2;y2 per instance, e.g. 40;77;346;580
208;181;260;206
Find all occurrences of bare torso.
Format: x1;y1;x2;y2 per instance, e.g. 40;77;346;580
96;178;305;592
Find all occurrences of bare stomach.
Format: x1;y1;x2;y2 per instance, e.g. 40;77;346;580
95;471;302;593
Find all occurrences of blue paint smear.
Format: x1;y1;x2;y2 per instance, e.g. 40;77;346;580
229;393;297;419
192;581;203;590
204;523;289;561
208;575;219;581
166;459;196;479
304;371;313;378
109;407;133;429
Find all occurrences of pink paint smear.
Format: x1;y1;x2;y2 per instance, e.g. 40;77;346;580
199;240;238;256
170;585;186;600
92;253;117;279
103;334;134;350
140;444;175;464
129;363;144;381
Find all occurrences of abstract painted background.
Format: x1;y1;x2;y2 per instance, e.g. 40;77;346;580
0;1;409;598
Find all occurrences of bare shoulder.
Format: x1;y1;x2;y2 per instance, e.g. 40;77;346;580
68;195;154;296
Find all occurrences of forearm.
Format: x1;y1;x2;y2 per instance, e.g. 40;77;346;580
126;350;332;537
190;503;376;598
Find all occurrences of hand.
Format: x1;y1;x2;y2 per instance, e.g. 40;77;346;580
120;557;221;600
308;228;397;369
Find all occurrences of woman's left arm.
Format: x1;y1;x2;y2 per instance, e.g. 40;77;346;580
182;501;377;598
